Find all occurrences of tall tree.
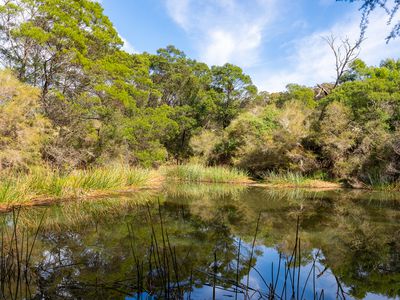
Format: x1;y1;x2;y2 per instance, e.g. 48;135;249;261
0;0;161;168
0;0;122;100
211;64;257;128
148;46;217;162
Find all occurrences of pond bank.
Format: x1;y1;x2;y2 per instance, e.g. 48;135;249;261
0;164;397;211
0;181;342;213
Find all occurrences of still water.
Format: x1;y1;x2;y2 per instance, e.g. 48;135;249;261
0;184;399;299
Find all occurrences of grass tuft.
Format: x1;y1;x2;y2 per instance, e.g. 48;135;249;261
263;171;339;188
164;164;250;183
0;165;151;205
365;173;400;191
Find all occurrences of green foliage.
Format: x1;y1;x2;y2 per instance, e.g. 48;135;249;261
274;84;317;108
120;105;179;167
0;1;259;169
209;105;279;166
189;58;400;188
315;59;400;182
0;0;166;168
0;0;399;190
211;63;257;128
208;102;318;177
189;130;220;163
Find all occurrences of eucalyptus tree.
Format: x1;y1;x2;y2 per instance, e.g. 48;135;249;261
211;63;257;129
148;46;217;162
0;0;168;167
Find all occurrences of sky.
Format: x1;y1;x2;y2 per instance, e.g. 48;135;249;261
99;0;400;92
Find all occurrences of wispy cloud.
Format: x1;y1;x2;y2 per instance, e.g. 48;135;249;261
164;0;279;67
254;8;400;92
165;0;190;30
164;0;400;92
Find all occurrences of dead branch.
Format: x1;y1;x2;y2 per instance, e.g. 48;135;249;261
323;34;364;89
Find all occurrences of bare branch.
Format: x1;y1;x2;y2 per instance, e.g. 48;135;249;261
323;34;364;89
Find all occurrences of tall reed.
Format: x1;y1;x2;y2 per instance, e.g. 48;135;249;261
0;204;336;299
365;172;400;191
0;208;45;300
164;164;250;183
0;165;151;204
263;171;337;188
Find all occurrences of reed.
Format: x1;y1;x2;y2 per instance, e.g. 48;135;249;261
164;164;250;183
122;206;330;300
365;173;400;191
0;203;337;299
0;178;24;203
0;208;45;300
0;165;152;204
263;171;337;188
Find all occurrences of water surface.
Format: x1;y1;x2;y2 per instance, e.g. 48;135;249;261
0;184;399;299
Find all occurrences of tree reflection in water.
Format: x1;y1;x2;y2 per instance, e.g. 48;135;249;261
0;184;399;299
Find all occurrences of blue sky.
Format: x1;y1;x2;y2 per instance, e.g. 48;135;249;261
99;0;400;92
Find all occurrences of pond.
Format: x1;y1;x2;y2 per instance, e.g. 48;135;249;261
0;184;399;299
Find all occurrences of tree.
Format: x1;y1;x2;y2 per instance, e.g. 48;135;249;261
0;0;122;100
339;0;400;41
314;101;359;178
148;46;216;162
119;105;179;167
314;59;400;182
273;84;316;108
0;0;166;168
323;34;363;89
211;64;257;128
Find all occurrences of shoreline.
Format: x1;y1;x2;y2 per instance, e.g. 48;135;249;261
2;176;396;213
0;181;164;213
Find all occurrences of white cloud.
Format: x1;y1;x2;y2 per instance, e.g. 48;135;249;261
164;0;279;67
255;8;400;92
202;24;263;67
165;0;190;30
121;36;136;54
164;0;400;92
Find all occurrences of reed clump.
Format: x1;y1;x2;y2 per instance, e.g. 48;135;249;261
164;164;250;183
364;173;400;191
263;171;339;189
0;165;151;204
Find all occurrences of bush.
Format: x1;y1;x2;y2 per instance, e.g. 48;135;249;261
0;70;52;170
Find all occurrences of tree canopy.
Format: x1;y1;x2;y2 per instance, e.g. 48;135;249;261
0;0;399;187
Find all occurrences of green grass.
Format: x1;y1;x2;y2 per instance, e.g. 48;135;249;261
365;173;400;191
0;179;24;203
0;165;151;204
263;171;337;188
164;164;250;183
